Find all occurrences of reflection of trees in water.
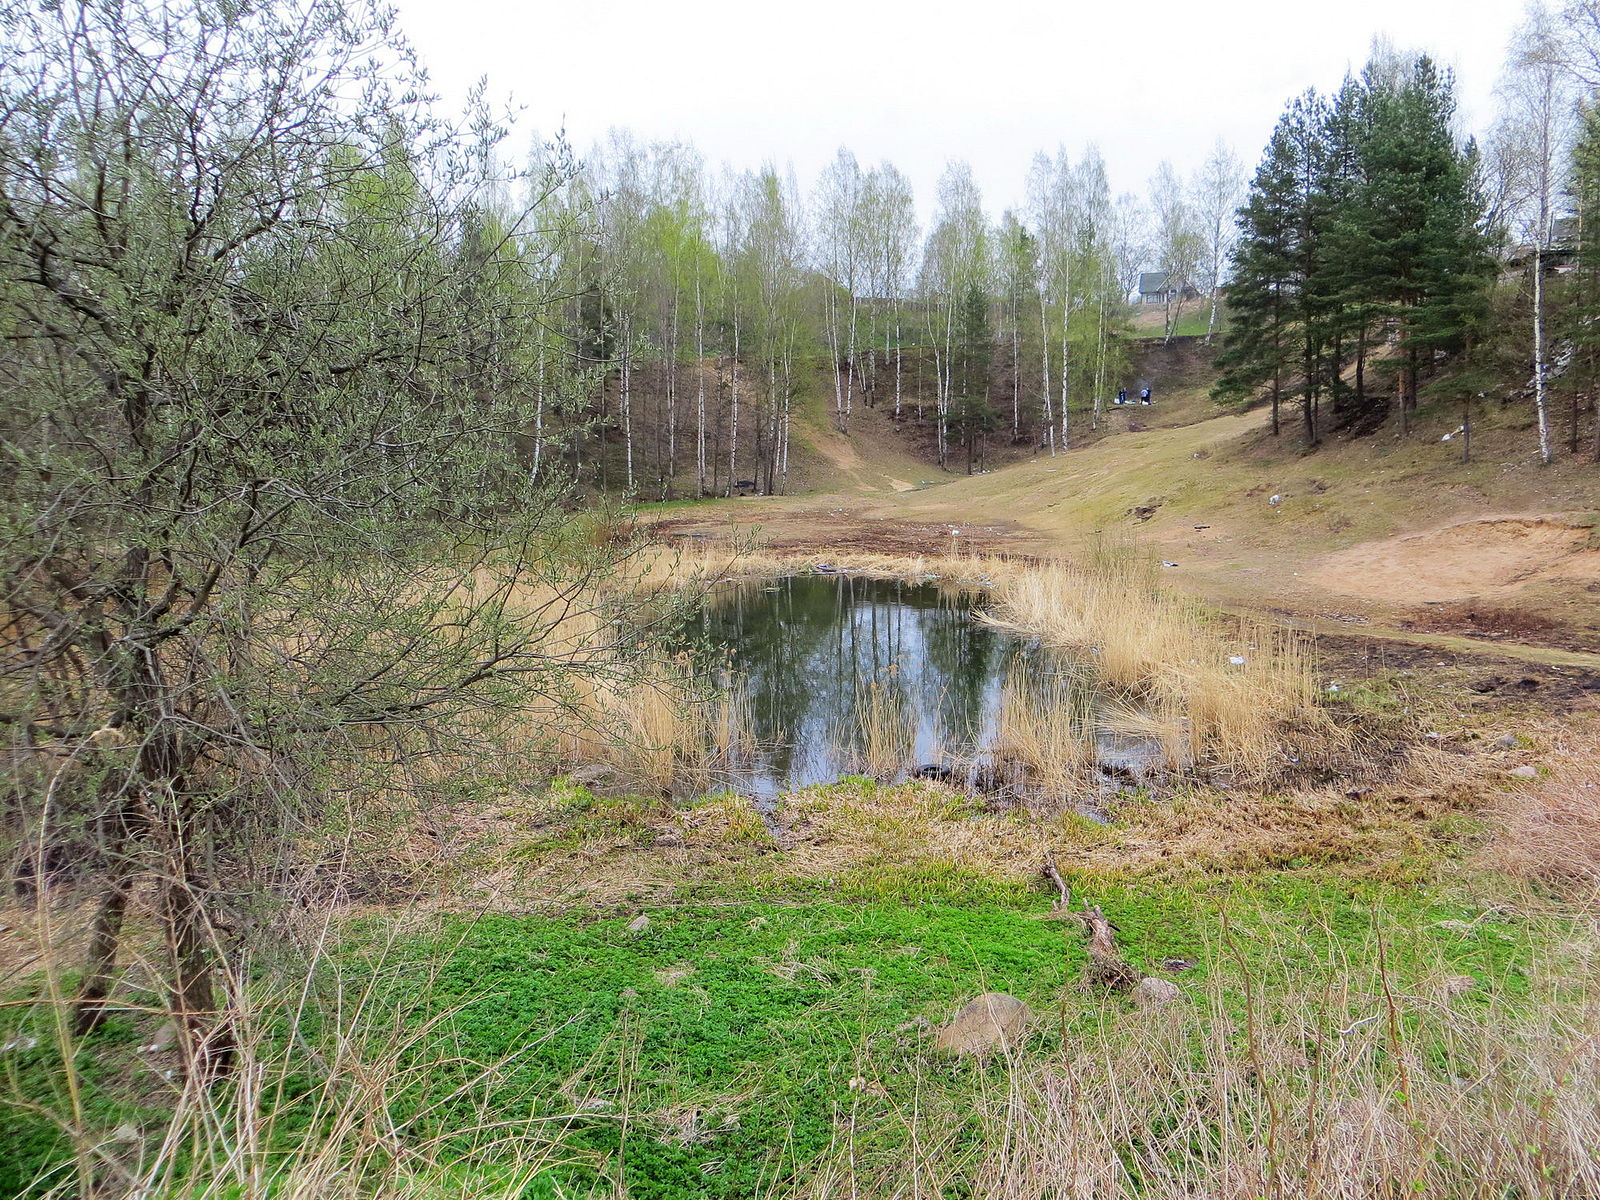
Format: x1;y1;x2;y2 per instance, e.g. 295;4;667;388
692;574;1025;790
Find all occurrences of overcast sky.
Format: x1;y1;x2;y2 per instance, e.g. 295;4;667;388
390;0;1527;219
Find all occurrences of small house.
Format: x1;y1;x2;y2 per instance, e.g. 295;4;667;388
1137;272;1199;305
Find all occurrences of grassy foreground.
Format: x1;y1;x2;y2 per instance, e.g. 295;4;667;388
5;764;1599;1197
5;538;1598;1197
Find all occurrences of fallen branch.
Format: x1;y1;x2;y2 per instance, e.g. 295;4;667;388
1041;851;1071;911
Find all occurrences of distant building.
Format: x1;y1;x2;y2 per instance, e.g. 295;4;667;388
1505;214;1580;272
1137;272;1200;305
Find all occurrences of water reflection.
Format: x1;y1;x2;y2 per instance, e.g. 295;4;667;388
688;573;1024;796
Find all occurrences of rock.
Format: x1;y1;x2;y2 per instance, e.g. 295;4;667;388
1159;956;1196;973
1440;975;1478;997
932;993;1033;1055
1434;919;1477;934
569;762;620;787
1506;765;1539;780
625;914;651;934
1268;493;1284;506
1492;734;1519;750
1133;977;1182;1006
139;1023;177;1054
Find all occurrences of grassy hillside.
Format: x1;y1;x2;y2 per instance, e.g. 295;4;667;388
667;339;1600;653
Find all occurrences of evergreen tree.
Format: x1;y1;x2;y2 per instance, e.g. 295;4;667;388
1567;100;1600;461
1219;60;1490;448
1357;57;1483;432
1214;113;1303;439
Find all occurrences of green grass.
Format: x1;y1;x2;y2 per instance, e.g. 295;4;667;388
0;861;1578;1198
368;871;1551;1199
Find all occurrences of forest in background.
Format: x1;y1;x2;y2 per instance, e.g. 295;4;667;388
5;0;1600;1196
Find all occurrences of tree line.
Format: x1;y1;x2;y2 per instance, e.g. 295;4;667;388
527;138;1244;491
1217;8;1600;465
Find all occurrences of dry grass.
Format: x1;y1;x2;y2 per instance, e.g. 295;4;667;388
543;660;758;796
432;567;759;796
981;544;1324;780
2;902;583;1199
1481;713;1600;901
847;676;916;781
989;664;1099;796
802;926;1600;1200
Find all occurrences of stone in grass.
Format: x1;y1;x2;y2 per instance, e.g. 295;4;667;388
933;993;1033;1055
1133;977;1182;1006
1506;765;1539;780
625;914;651;935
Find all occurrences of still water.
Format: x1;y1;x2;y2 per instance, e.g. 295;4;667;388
687;573;1029;796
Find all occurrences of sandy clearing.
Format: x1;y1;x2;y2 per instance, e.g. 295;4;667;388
1308;516;1600;604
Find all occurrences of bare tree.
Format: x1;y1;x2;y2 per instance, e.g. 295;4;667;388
1191;140;1248;344
0;0;651;1075
1495;2;1580;464
1150;161;1206;342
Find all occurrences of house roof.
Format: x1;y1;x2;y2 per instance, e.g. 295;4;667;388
1138;272;1172;295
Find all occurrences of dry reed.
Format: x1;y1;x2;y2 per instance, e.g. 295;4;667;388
645;542;1330;785
847;676;916;781
796;913;1600;1200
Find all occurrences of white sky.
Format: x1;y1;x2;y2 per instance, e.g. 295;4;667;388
390;0;1526;221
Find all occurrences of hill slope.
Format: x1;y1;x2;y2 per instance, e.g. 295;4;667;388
650;341;1600;654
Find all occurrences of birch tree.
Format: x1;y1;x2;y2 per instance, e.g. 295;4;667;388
862;163;919;419
1027;150;1075;450
921;163;988;467
1150;161;1206;342
815;149;866;431
1192;140;1248;344
1495;3;1579;464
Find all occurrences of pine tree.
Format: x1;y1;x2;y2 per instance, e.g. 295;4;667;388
1567;101;1600;461
1358;57;1486;433
1214;116;1302;438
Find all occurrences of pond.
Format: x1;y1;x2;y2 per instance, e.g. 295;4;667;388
685;572;1151;801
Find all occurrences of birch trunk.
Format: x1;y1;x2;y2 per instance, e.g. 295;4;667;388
695;277;706;495
531;346;545;482
893;315;902;419
666;297;679;499
727;320;740;495
1011;303;1021;440
844;292;858;428
1534;244;1552;464
1038;293;1055;454
1059;297;1071;451
826;289;844;431
621;330;634;494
